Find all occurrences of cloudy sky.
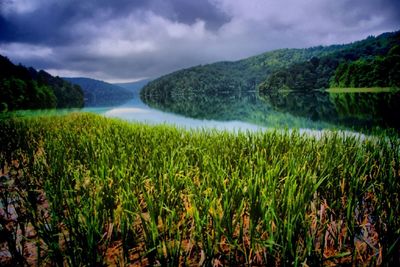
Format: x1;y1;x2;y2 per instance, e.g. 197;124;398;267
1;0;399;82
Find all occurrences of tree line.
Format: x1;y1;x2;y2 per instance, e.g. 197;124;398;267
140;30;400;102
259;32;400;91
330;45;400;88
0;55;84;111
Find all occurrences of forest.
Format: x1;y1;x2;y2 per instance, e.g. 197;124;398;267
260;42;400;91
0;55;84;111
141;31;400;100
330;45;400;88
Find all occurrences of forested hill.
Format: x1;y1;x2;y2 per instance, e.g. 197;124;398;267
63;77;134;107
141;31;400;99
0;55;84;111
260;31;400;91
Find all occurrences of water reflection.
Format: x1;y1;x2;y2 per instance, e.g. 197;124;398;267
328;92;399;130
5;89;398;133
141;89;400;132
261;90;400;130
103;95;268;132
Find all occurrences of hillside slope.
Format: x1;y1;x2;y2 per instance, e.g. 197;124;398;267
141;31;400;101
64;77;134;107
260;32;400;91
0;55;84;111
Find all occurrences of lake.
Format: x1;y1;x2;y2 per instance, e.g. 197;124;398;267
99;93;267;132
9;89;397;133
94;89;399;133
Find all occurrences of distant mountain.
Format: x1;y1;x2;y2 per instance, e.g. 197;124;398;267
64;77;134;107
114;79;151;95
141;31;400;103
0;55;84;111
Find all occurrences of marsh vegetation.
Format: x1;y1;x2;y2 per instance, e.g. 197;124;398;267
1;113;399;265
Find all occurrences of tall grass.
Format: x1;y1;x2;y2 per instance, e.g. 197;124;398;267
0;113;399;266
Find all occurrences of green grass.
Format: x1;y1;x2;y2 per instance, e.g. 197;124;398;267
0;113;399;266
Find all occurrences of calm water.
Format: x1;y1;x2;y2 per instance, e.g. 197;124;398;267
92;89;399;133
6;89;398;133
96;95;267;132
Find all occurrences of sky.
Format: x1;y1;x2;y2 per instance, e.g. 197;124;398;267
1;0;399;83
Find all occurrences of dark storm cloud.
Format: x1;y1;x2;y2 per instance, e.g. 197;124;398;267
329;0;400;29
161;0;230;29
0;0;230;45
0;0;399;82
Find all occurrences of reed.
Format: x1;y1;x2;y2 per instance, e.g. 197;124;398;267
0;113;398;266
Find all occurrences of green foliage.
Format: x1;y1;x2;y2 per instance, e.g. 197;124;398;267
260;31;400;91
330;52;400;88
34;70;84;108
141;31;400;99
0;77;57;111
258;57;339;91
141;44;350;99
0;55;84;111
1;113;399;265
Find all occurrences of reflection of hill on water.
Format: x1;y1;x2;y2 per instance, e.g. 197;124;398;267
141;90;267;121
259;90;400;131
141;90;336;130
259;91;337;122
142;88;400;132
141;87;400;132
328;92;400;130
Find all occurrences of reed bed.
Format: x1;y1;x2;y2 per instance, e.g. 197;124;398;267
0;113;399;266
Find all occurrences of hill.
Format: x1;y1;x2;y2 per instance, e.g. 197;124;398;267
63;77;134;107
114;79;151;95
260;32;400;91
140;31;400;102
0;55;84;111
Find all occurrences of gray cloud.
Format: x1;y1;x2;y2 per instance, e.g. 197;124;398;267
0;0;230;44
0;0;399;82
